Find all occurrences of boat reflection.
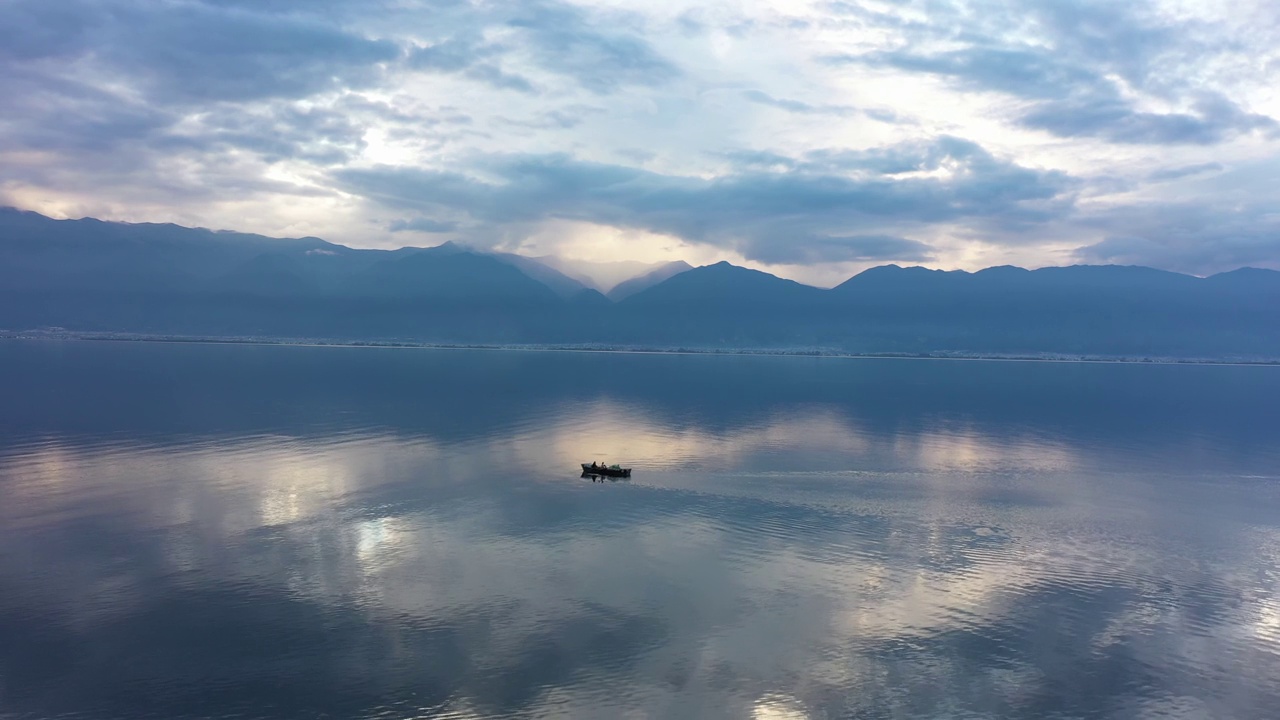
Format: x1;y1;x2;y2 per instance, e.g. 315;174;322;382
1;344;1279;718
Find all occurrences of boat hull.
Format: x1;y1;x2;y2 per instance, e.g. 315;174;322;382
581;463;631;477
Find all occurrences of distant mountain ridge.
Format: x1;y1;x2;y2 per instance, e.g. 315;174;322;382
2;208;1278;357
488;252;591;298
530;256;677;293
607;261;692;301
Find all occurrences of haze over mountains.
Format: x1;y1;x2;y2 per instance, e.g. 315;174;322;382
2;208;1278;358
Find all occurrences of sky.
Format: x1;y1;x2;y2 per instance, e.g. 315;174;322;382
1;0;1278;286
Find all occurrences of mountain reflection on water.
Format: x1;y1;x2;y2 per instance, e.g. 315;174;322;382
1;341;1278;719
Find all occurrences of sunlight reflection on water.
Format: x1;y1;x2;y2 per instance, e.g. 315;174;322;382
0;341;1278;719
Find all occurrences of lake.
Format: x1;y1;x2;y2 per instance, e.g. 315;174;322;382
1;341;1279;719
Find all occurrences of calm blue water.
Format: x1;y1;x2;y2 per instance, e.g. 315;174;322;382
1;341;1279;719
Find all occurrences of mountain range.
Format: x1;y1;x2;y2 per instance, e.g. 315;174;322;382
2;207;1278;358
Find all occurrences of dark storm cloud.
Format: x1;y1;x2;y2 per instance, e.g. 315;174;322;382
827;0;1279;145
334;136;1072;264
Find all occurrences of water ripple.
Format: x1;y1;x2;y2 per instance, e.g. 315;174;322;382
2;345;1279;718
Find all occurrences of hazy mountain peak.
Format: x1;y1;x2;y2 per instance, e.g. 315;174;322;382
854;264;955;277
4;208;1279;357
420;240;466;255
834;263;960;291
570;288;612;306
1208;266;1280;278
975;265;1030;275
528;256;675;293
623;260;821;309
488;252;590;298
693;261;794;281
607;260;693;301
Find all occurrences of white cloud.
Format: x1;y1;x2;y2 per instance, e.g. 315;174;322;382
1;0;1278;282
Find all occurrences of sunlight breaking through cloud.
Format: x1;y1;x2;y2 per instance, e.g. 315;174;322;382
1;0;1278;280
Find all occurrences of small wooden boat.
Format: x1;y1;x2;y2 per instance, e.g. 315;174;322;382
581;463;631;478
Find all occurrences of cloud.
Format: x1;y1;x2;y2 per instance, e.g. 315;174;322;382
843;43;1274;144
1020;94;1277;146
189;104;370;164
389;217;459;233
0;0;400;105
741;90;853;116
334;136;1073;265
400;1;683;95
753;234;935;265
1076;232;1280;274
506;3;681;93
406;38;538;93
396;1;680;97
828;1;1278;146
498;105;606;130
1074;203;1280;274
2;0;1279;276
0;70;176;154
120;6;398;104
463;64;538;94
851;46;1105;101
1067;157;1280;273
406;37;489;73
715;149;800;171
0;0;401;182
1147;163;1224;183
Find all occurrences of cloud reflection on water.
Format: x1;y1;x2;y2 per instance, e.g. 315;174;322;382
1;344;1279;718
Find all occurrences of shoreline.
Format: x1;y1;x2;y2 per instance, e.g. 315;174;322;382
4;331;1278;367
